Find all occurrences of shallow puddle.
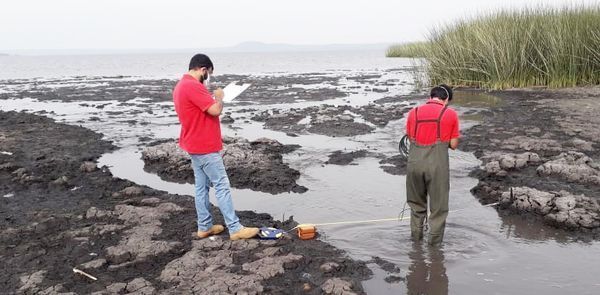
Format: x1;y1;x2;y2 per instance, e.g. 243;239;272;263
452;91;503;108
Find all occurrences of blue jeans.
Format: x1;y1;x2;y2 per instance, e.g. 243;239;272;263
190;152;242;234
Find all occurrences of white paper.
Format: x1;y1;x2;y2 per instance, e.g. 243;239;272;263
222;82;251;103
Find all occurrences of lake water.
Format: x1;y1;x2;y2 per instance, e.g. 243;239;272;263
0;50;406;80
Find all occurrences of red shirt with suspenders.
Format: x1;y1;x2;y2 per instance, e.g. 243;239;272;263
406;99;460;146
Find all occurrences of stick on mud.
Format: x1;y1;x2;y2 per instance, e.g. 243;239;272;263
73;268;98;281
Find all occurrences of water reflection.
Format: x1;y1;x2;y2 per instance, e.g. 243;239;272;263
406;242;448;295
497;211;596;243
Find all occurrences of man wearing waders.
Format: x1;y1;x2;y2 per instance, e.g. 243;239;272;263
405;85;460;246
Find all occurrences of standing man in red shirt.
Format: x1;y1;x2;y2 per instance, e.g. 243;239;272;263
173;54;259;240
405;85;460;246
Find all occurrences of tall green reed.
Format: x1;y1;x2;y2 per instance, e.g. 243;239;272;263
390;6;600;89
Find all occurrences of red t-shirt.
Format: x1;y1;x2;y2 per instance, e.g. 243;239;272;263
406;99;460;146
173;74;222;154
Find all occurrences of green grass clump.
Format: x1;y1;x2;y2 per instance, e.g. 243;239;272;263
396;5;600;89
386;42;429;58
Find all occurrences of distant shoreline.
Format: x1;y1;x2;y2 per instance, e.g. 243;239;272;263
0;42;391;56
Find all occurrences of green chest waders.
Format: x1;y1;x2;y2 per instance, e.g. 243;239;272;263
406;104;450;245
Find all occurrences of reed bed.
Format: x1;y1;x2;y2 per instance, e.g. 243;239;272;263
386;42;429;58
388;6;600;89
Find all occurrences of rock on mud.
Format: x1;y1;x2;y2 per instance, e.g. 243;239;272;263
105;202;184;264
482;152;541;176
18;270;47;294
320;262;341;273
462;88;600;233
159;237;358;294
79;161;97;172
115;186;144;197
502;136;562;153
536;151;600;185
124;277;156;294
79;258;107;270
501;187;600;230
141;137;308;194
321;278;356;295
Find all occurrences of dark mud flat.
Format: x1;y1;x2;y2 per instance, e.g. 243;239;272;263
252;103;411;137
378;155;407;176
214;74;347;104
0;74;348;106
252;106;373;137
0;111;370;294
326;150;368;166
461;87;600;234
373;93;427;105
0;77;176;103
141;137;308;194
325;150;408;176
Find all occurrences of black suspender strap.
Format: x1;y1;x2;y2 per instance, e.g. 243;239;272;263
413;104;448;141
436;105;448;140
412;107;419;138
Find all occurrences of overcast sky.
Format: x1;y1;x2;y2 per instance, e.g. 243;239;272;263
0;0;595;50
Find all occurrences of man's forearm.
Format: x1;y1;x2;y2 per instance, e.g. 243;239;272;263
213;100;224;116
449;138;459;150
206;99;224;116
215;99;224;114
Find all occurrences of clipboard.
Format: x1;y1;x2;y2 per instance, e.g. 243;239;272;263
222;82;251;103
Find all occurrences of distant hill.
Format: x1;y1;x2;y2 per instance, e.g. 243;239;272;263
222;41;391;53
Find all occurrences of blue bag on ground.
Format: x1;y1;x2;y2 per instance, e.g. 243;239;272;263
257;227;285;240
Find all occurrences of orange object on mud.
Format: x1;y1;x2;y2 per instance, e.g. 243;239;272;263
297;225;317;240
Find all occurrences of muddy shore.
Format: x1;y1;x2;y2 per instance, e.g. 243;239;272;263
141;137;308;194
0;111;370;294
461;87;600;233
2;68;600;294
0;73;415;178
